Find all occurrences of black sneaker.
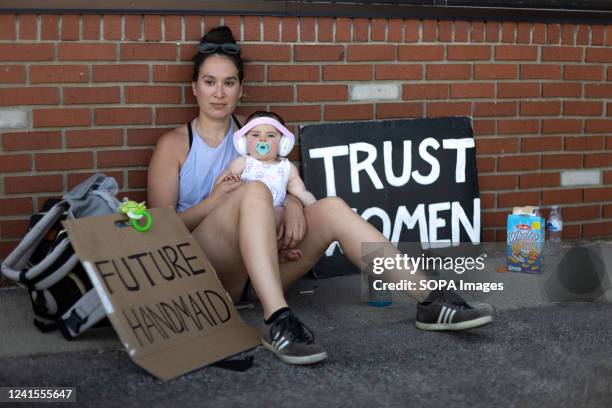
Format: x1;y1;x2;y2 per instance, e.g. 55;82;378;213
261;310;328;365
415;289;495;331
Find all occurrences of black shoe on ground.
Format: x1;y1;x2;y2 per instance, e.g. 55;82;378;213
415;289;495;331
261;310;328;365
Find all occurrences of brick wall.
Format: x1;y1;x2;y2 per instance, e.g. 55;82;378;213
0;14;611;261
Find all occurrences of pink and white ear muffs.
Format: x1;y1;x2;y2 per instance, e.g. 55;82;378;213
233;117;295;157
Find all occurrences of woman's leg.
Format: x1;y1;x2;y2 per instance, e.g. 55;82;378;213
192;181;289;319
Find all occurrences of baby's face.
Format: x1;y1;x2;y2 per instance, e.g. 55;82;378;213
246;124;281;161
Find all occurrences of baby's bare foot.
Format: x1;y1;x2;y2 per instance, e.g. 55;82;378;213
279;248;303;264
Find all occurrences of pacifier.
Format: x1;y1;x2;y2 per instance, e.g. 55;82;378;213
255;141;271;155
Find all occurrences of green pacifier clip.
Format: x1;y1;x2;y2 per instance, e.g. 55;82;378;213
119;198;153;232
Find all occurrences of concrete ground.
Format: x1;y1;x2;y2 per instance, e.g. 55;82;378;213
1;241;612;407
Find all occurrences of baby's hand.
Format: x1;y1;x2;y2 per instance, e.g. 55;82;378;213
222;173;241;183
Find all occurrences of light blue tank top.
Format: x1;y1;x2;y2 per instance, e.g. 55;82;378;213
176;119;239;213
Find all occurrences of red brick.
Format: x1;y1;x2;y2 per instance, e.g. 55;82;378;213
576;24;589;45
520;101;561;116
584;153;612;168
243;65;264;82
591;25;605;46
204;16;222;36
584;187;612;202
242;85;293;102
482;212;508;227
437;20;452;42
0;154;30;173
542;189;582;205
497;119;540;135
95;108;152;125
474;64;517;79
586;48;612;63
121;43;176;61
33;108;90;127
501;22;516;43
498;155;540;171
0;44;54;61
163;15;181;41
144;15;161;41
480;193;495;209
565;136;605;151
485;21;500;43
387;19;403;42
281;17;298;42
427;102;471;117
375;102;423;119
0;87;59;106
347;45;395;61
542;82;582;97
547;24;561;44
533;23;546;44
124;15;142;40
97;149;153;168
478;175;517;190
542;153;582;169
0;65;25;84
298;85;347;102
422;20;436;42
66;129;123;148
516;22;531;44
263;16;280;41
585;119;612;133
125;86;181;104
82;15;100;40
564;101;603;116
64;86;120;104
41;15;58;40
103;15;121;40
18;14;36;40
0;220;30;239
242;44;290;61
369;18;385;41
36;152;93;171
497;82;540;98
475;138;519;154
447;45;491;60
152;65;192;82
476;157;496;173
473;120;495;136
521;136;563;152
58;43;116;61
317;17;333;42
0;15;16;40
182;16;200;40
0;197;33;216
403;84;448;100
244;16;260;41
268;105;321;122
585;83;612;98
520;64;561;80
541;46;583;61
127;128;168;146
561;205;600;222
519;172;560;188
398;45;444;61
451;83;494;98
2;131;61;151
375;64;421;80
473;102;517;117
470;21;485;42
324;104;373;121
498;191;541;209
127;170;148;189
561;24;575;45
605;204;612;217
155;106;199;124
494;45;538;61
61;15;79;40
353;18;369;42
300;17;315;41
542;119;582;134
4;175;62;195
404;19;419;42
582;222;612;238
563;65;604;81
426;64;471;80
454;20;469;42
325;65;372;81
30;65;88;83
269;65;319;82
93;64;148;82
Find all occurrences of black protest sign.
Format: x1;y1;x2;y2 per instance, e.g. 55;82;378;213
300;117;480;278
63;207;260;380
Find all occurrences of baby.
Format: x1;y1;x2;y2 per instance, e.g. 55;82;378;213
225;111;316;208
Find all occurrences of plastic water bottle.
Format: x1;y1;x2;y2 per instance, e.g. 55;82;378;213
545;205;563;255
367;275;392;307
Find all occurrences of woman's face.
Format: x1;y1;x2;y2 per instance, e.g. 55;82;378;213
192;54;242;121
246;124;281;161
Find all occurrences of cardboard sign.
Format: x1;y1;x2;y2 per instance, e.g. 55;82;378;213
300;117;480;278
63;207;260;381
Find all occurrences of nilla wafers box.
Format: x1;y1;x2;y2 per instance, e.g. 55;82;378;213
507;206;545;274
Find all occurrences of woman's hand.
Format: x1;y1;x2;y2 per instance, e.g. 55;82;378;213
278;195;306;249
208;170;243;208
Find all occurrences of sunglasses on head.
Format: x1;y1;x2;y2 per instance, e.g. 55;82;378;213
198;42;241;54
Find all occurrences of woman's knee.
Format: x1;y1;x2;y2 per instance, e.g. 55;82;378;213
312;196;351;217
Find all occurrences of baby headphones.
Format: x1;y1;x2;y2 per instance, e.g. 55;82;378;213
233;116;295;157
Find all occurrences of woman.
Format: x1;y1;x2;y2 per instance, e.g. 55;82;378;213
147;26;494;366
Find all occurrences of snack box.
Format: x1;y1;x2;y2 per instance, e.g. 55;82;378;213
506;206;545;274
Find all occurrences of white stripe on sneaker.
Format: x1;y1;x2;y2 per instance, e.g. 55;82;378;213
437;306;447;324
444;307;454;324
448;309;457;324
277;339;290;351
